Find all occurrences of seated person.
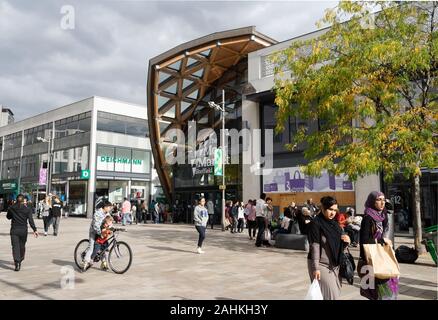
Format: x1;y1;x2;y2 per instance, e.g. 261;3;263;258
273;209;293;238
335;210;348;229
297;207;313;235
344;207;361;247
90;215;114;270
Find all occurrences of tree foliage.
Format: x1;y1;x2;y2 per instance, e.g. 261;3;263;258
273;1;438;181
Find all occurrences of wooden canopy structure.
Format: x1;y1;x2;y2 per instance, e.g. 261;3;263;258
146;27;277;200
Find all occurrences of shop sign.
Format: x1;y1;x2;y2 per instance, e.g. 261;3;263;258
99;156;142;165
0;180;18;193
39;168;47;185
81;170;90;180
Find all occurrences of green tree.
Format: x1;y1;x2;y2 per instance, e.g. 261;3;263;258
273;1;438;253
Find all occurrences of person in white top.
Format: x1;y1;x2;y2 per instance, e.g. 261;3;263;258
237;201;245;233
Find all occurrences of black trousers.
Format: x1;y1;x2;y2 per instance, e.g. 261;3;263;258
248;220;257;238
10;227;28;263
208;214;214;229
255;217;266;247
237;218;244;232
195;226;206;247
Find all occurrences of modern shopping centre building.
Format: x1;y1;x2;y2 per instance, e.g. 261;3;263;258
0;96;161;217
147;26;437;228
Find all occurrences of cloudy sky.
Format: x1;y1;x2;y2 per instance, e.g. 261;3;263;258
0;0;337;121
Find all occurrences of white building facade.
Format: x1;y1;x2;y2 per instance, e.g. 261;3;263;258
0;96;160;217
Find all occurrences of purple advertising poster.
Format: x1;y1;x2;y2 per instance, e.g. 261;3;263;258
39;168;47;185
270;183;278;192
264;184;271;192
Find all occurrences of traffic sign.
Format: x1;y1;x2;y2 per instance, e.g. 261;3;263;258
219;185;226;190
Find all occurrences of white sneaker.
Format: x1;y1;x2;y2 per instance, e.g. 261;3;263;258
197;247;205;254
44;232;47;236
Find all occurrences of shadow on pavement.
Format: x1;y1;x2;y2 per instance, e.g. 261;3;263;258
0;278;55;300
147;246;196;254
51;259;77;269
0;259;14;270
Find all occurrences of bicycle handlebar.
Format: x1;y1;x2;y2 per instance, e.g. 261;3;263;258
110;227;127;232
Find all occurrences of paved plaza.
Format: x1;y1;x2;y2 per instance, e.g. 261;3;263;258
0;214;436;300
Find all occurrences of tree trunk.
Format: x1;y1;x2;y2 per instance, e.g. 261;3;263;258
413;175;426;254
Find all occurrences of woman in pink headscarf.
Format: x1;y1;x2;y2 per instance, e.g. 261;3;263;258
358;191;399;300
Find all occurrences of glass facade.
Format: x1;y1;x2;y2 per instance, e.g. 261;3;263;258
55;112;92;138
97;111;149;138
4;132;22;150
96;145;151;174
52;146;89;174
24;123;52;145
1;158;20;179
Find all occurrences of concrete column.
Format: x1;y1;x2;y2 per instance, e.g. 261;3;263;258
355;173;381;214
86;100;98;218
242;99;260;202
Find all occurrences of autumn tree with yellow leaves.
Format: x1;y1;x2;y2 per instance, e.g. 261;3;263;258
273;1;437;253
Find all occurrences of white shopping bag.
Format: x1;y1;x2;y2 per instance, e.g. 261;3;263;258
305;279;323;300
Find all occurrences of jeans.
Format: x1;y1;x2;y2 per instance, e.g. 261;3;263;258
247;220;257;238
153;212;159;224
10;227;28;263
237;218;244;233
195;225;206;247
136;211;142;224
91;241;109;261
52;216;61;235
83;230;97;264
122;212;132;225
208;214;214;229
43;216;51;233
255;217;266;247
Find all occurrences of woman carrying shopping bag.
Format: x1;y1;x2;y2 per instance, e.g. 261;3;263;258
307;196;351;300
358;191;400;300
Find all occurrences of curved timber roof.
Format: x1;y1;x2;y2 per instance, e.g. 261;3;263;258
147;26;277;200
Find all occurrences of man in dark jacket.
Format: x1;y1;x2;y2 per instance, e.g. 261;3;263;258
7;194;38;271
50;196;63;236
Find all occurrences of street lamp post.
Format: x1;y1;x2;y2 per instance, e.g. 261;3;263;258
208;89;226;231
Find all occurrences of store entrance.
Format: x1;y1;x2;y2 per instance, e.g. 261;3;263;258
173;188;238;224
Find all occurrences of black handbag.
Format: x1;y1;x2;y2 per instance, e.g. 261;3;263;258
340;247;356;285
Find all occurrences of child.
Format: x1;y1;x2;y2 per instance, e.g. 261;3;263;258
90;215;114;270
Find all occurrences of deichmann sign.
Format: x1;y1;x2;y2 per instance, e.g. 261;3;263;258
99;156;143;165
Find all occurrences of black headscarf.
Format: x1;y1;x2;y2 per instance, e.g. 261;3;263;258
308;213;344;266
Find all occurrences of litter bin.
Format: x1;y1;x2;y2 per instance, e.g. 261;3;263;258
422;225;437;266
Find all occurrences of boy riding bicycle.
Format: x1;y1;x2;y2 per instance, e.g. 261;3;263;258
90;215;114;271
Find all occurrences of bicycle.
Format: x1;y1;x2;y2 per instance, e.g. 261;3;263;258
422;225;437;266
74;227;133;274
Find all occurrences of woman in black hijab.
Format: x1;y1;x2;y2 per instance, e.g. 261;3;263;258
307;196;350;299
7;194;39;271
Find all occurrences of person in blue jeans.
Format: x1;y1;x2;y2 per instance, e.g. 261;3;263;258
193;197;209;254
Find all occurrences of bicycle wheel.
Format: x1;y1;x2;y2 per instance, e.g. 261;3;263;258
74;239;90;270
108;241;132;274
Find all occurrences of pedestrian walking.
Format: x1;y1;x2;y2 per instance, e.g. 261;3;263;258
6;194;38;271
307;196;351;300
358;191;399;300
246;200;257;240
305;198;319;217
141;201;148;224
194;197;208;254
121;197;132;226
41;196;51;236
207;198;215;229
50;196;63;236
237;201;245;233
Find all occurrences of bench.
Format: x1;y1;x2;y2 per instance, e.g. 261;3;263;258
274;233;309;251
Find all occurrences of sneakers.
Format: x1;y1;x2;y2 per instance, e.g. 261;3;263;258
100;261;108;271
82;261;91;272
196;247;205;254
44;232;47;236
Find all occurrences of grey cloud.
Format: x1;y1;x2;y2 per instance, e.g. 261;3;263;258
0;0;337;121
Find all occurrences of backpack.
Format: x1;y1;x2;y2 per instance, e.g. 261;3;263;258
395;245;418;264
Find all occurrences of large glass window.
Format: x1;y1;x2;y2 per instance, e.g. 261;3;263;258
55;112;91;138
4;132;22;150
23;123;52;145
114;148;131;172
1;158;20;179
52;145;89;174
97;111;149;137
96;145;151;174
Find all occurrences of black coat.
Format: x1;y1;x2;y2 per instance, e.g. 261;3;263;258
7;203;37;232
359;214;388;260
